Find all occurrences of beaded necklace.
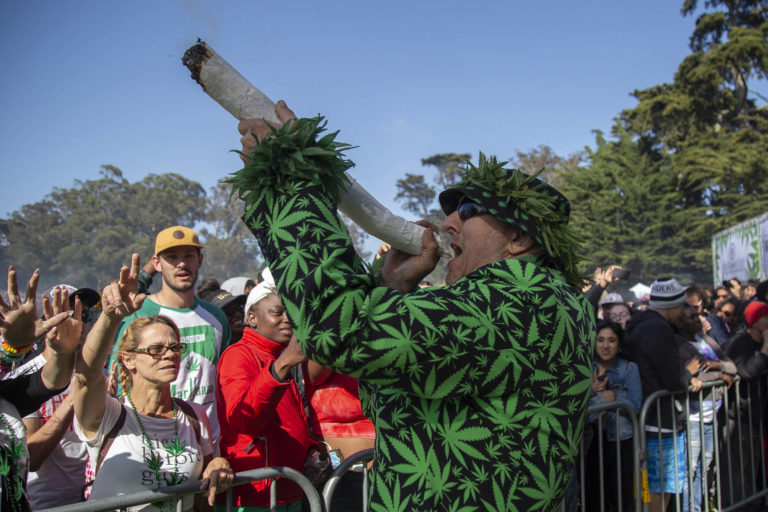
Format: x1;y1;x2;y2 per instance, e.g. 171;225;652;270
126;393;186;510
0;412;26;512
0;336;34;376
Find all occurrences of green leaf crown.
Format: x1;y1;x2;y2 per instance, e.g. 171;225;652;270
453;153;588;289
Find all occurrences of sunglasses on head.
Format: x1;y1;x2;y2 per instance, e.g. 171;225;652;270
457;199;488;221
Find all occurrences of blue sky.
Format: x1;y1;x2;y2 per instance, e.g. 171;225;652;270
2;1;761;254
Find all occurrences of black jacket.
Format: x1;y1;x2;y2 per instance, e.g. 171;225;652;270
725;330;768;427
626;310;691;431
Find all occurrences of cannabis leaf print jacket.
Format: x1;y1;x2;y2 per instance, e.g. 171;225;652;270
244;183;595;512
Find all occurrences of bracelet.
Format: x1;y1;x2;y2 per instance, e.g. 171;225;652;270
0;335;35;374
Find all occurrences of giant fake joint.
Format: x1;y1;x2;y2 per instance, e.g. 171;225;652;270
182;39;440;257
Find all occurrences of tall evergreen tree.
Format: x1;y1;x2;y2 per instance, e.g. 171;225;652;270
393;153;471;285
563;0;768;283
198;182;264;282
509;145;584;186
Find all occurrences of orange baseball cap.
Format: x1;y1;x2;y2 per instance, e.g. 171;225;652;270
154;226;203;256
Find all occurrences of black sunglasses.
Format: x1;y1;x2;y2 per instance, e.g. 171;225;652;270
457;200;488;221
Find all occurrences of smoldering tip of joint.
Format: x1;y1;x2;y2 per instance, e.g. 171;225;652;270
181;38;214;86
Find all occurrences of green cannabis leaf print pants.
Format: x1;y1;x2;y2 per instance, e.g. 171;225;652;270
244;183;596;511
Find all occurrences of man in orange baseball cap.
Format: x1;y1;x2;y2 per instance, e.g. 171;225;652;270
109;226;230;446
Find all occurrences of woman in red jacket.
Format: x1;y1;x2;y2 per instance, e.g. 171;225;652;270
215;269;322;511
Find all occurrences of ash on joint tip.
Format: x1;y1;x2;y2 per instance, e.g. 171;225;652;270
181;38;213;86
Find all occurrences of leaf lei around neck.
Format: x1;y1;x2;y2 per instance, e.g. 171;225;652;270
126;394;186;509
227;115;357;213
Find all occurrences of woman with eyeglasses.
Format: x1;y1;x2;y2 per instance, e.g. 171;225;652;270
72;255;233;512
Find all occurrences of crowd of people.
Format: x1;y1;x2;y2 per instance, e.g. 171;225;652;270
0;101;766;512
575;267;768;512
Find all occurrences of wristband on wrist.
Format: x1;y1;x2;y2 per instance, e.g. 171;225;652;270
269;361;291;383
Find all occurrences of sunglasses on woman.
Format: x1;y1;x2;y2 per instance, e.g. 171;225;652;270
130;343;188;358
457;199;488;221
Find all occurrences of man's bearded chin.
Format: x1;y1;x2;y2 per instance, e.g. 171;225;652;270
163;273;197;293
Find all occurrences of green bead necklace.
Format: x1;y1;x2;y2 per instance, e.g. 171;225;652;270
0;412;26;512
126;393;186;510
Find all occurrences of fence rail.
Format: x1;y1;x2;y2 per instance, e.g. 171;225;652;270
37;376;768;512
322;448;374;512
38;467;323;512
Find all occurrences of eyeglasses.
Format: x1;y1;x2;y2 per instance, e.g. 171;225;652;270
130;343;187;358
457;200;488;221
610;311;631;321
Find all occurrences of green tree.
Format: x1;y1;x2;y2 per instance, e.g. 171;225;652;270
0;165;207;290
562;0;768;283
393;153;473;285
394;174;437;219
560;127;714;283
509;145;584;187
421;153;471;190
340;213;373;262
198;182;264;282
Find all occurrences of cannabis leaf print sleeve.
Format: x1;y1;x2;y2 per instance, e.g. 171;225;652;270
244;179;595;511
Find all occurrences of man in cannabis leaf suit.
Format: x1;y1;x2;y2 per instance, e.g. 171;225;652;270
234;101;595;512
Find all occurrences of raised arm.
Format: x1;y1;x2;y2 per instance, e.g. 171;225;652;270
23;392;75;471
74;254;145;437
235;104;593;400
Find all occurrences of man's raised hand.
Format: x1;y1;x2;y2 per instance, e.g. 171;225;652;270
237;100;297;164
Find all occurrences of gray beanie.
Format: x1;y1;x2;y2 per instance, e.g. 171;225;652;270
648;278;687;310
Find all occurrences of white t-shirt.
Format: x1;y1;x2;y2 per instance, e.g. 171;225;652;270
75;395;213;512
26;388;89;508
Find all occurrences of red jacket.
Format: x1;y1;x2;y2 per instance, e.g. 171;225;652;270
216;328;312;507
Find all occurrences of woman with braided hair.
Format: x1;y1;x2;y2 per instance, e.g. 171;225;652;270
72;254;233;512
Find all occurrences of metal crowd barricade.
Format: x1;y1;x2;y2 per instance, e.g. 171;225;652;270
38;467;323;512
570;400;642;512
37;376;768;512
322;448;374;512
637;376;768;512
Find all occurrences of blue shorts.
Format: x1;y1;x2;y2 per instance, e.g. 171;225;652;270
646;431;686;494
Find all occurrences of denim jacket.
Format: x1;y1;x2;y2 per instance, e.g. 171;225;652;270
588;357;642;441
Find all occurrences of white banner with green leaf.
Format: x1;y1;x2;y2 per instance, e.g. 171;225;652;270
712;212;768;286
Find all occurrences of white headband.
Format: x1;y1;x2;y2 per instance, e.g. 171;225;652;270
244;267;277;314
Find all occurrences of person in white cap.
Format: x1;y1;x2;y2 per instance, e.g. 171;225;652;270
625;277;703;512
220;276;256;297
598;292;625;320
